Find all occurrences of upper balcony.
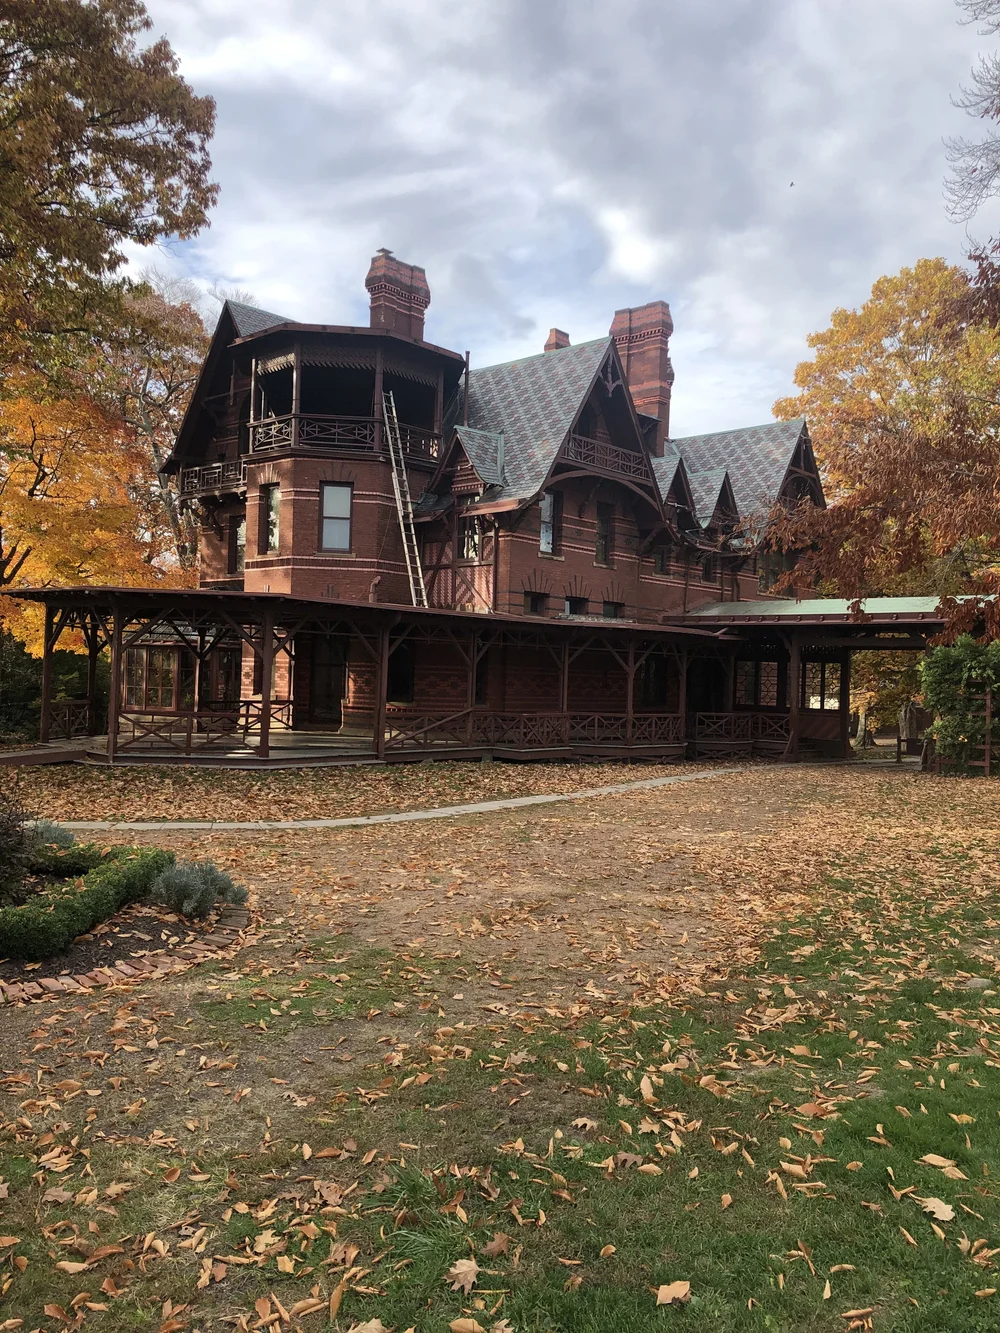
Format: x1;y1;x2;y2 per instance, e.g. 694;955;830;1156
249;413;440;460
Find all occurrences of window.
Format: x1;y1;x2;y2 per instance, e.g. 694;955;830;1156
458;517;481;561
735;659;781;709
759;549;795;593
123;646;179;710
653;547;671;575
539;491;561;554
802;660;841;712
701;554;718;583
260;484;280;553
387;642;415;703
565;596;588;616
229;516;246;574
602;600;624;619
595;503;614;565
320;482;352;551
524;591;549;616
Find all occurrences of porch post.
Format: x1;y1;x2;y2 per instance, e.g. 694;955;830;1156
257;608;275;759
374;622;390;760
86;615;101;736
625;638;635;745
106;601;123;764
787;634;801;760
291;340;301;450
39;603;55;743
374;345;385;452
839;649;852;759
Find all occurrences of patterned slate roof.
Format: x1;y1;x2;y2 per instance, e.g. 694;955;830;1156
665;418;807;521
453;426;505;486
225;299;291;338
684;467;731;529
462;337;612;501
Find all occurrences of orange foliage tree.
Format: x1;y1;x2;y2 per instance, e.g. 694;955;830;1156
771;258;1000;635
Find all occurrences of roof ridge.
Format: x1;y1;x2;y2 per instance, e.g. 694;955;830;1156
470;335;611;376
669;417;805;444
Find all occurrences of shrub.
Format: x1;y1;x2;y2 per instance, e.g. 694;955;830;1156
920;636;1000;770
0;847;174;961
0;787;30;903
30;819;76;849
147;861;248;920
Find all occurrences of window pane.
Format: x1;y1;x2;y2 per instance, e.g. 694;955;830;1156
322;517;351;550
823;661;841;710
803;662;823;710
539;492;554;554
322;484;351;519
235;518;246;573
759;661;779;707
735;661;755;706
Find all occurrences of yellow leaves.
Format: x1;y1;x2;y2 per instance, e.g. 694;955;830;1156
599;1244;616;1258
655;1281;691;1306
914;1196;955;1222
446;1256;480;1294
721;1193;733;1210
639;1075;656;1104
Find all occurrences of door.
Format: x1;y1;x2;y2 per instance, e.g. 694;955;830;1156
310;637;346;727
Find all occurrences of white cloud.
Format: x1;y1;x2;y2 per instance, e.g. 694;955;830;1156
138;0;1000;434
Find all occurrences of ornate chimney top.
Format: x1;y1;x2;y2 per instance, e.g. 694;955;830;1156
365;249;431;341
610;300;675;455
544;328;570;352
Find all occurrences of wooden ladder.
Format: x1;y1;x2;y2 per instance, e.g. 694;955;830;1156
382;391;427;608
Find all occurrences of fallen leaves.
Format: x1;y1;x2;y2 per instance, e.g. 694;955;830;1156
446;1256;480;1294
914;1196;956;1222
656;1280;691;1306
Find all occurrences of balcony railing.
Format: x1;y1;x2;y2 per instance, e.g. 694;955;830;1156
179;459;247;496
249;414;440;460
563;433;650;480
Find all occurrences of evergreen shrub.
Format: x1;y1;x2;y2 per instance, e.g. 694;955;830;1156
147;861;248;919
0;847;174;961
920;636;1000;770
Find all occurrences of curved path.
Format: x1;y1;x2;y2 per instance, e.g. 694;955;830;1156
57;765;739;832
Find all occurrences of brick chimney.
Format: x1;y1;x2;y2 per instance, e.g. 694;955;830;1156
365;248;431;340
610;300;675;456
544;328;570;352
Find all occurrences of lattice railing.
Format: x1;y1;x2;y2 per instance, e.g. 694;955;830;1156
179;459;247;495
563;433;650;480
249;415;439;458
384;710;685;751
47;700;91;740
692;713;790;745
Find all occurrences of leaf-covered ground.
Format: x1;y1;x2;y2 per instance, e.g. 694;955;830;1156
2;765;1000;1332
10;760;697;824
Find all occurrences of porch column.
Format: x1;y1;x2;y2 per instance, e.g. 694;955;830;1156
106;602;123;764
257;608;275;759
374;623;390;760
38;604;55;743
291;340;301;450
625;638;635;744
839;649;852;759
374;345;384;451
86;615;101;736
787;634;801;760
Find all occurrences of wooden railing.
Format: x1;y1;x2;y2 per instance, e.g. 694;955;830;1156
249;414;440;459
117;700;293;754
691;712;790;747
563;433;650;481
179;459;247;496
47;700;92;740
384;710;685;751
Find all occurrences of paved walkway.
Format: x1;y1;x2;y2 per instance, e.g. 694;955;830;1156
57;766;739;832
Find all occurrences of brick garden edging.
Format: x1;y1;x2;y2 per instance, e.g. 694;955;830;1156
0;904;253;1005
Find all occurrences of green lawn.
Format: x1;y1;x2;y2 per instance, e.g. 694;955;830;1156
2;778;1000;1331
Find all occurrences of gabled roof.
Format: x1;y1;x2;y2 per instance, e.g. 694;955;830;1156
224;299;291;337
453;426;505;487
458;337;613;502
666;418;809;521
685;467;732;529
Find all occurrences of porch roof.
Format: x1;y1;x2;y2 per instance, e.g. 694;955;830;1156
13;586;741;641
679;595;964;627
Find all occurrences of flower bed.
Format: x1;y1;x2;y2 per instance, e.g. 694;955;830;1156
0;846;174;961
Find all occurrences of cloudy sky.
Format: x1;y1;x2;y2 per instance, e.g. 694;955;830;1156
140;0;1000;436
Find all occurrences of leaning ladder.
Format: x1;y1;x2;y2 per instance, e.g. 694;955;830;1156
382;391;427;607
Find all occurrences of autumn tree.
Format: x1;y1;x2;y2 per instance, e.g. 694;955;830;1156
772;259;1000;630
0;0;217;376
